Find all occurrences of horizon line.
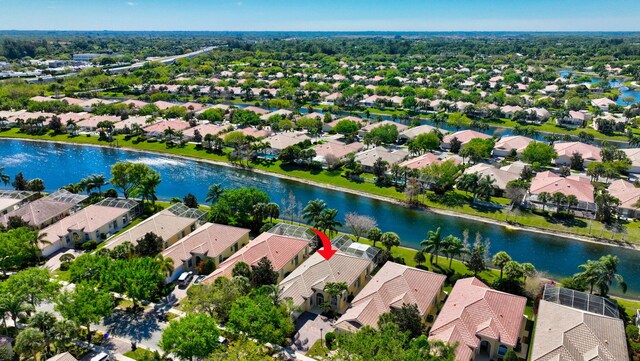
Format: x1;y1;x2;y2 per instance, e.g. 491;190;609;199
2;29;640;33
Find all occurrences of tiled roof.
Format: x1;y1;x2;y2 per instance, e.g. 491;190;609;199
399;124;445;139
263;132;310;151
355;146;409;167
182;123;225;138
361;120;408;133
530;172;594;203
608;179;640;209
143;120;191;133
494;136;535;153
279;252;372;308
162;223;249;268
429;277;526;361
531;301;629;361
464;163;519;190
554;142;602;161
46;353;78;361
443;130;492;145
312;141;363;160
335;262;446;332
1;190;87;228
201;232;311;284
399;152;441;169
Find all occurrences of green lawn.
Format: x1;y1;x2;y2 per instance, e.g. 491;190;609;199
614;296;640;320
123;348;155;360
306;339;330;359
3;128;640;243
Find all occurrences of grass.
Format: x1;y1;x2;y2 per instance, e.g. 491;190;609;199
306;339;330;359
53;269;70;281
3;128;640;243
614;296;640;320
123;348;155;361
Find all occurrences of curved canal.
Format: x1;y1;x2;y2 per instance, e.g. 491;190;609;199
1;139;638;296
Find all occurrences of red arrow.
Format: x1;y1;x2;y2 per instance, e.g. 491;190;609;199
311;228;336;261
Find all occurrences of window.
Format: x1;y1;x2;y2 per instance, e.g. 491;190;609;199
219;255;223;263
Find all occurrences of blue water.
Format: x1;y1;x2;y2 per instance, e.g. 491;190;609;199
559;69;640;106
1;139;639;296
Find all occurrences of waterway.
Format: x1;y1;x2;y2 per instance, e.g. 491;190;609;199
1;139;638;296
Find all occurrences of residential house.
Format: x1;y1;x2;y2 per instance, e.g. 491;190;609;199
527;107;552;122
104;203;206;250
243;106;270;116
201;224;316;284
591;97;617;110
1;190;88;229
279;252;373;315
46;353;78;361
335;262;446;333
76;115;121;132
359;120;408;137
493;136;535;157
500;105;523;118
38;198;139;258
182;123;225;141
312;141;364;164
354;146;409;173
0;190;36;215
260;109;292;121
464;163;519;193
399;152;442;170
142;120;191;138
429;277;527;361
113;116;151;131
119;99;149;109
554;142;602;166
323;116;365;132
399;124;446;141
608;180;640;218
531;285;628;361
262;132;311;155
442;130;492;149
162;223;250;282
622;148;640;173
529;171;595;212
557;110;590;128
153;100;177;110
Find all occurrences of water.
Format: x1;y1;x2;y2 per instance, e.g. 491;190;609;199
1;139;639;296
559;69;640;106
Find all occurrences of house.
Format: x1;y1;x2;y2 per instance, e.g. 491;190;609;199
1;190;88;229
429;277;527;361
500;105;523;118
312;141;364;164
528;107;552;122
399;124;445;141
442;130;492;149
354;147;409;173
554;142;602;166
46;352;78;361
142;120;191;138
279;252;373;315
493;136;534;157
399;152;442;170
591;97;617;110
201;224;316;284
243;106;270;115
153;100;177;110
529;172;595;212
335;262;446;333
182;124;225;141
38;198;139;258
359;120;408;137
76;115;121;132
104;203;206;250
531;284;628;361
113;116;151;131
0;190;36;215
622;148;640;174
181;102;205;112
260;109;292;121
323;116;365;132
464;163;519;192
120;99;149;109
161;223;250;282
557;110;590;127
262;132;311;154
608;180;640;218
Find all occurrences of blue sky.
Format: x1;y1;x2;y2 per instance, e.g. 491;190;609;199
1;0;640;31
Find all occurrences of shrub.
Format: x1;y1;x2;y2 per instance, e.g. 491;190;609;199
82;240;98;250
59;262;70;271
325;332;336;349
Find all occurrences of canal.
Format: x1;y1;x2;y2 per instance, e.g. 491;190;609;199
1;139;638;296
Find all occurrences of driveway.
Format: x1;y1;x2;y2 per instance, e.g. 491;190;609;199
96;307;166;351
292;312;335;353
43;249;84;271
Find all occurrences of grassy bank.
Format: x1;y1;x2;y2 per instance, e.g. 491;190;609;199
1;127;639;244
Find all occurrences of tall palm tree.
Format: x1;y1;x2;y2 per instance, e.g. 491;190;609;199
566;195;579;214
14;328;45;361
316;208;342;236
266;203;280;223
420;227;442;265
51;319;78;353
88;175;108;196
551;192;567;213
475;175;495;201
155;254;175;278
138;173;162;208
596;255;627;295
29;311;57;356
442;235;465;269
0;167;10;186
206;184;224;204
323;282;348;313
538;191;550;212
576;259;603;294
303;199;327;226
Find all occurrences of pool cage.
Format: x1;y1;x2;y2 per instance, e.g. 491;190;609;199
165;202;207;220
542;283;619;318
331;234;382;264
266;223;319;247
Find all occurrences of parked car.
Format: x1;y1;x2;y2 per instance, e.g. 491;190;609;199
177;271;194;289
194;275;206;285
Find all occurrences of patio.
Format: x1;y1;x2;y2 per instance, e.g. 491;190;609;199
291;312;335;353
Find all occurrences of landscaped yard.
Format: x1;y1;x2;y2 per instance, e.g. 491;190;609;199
123;348;155;360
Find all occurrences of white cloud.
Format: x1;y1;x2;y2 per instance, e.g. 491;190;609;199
126;1;137;6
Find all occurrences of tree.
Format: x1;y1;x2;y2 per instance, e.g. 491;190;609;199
324;282;348;313
206;184;224;204
505;179;529;206
504;349;519;361
378;303;423;339
227;294;294;345
344;213;377;242
521;142;557;167
6;268;60;309
209;187;270;227
503;261;524;281
316;208;342;237
492;251;512;279
380;232;400;252
595;190;620;224
136;171;161;208
110;161;157;199
26;178;45;194
135;232;164;257
303;199;327;226
28;311;57;356
0;228;38;271
538;191;550;212
463;138;495;164
420;227;442;264
250;257;278;288
12;172;28;191
14;328;45;361
466;239;487;276
442;235;465;269
422;159;460;194
0;167;10;186
413;251;426;266
449;137;462;154
232;262;252;279
155;254;175;277
108;257;165;308
182;193;199;208
184;277;245;323
447;112;471;130
475;175;495;201
0;282;29;329
596;254;627;295
570;152;584;171
551;192;567;213
211;336;272;361
522;263;537;283
333;119;359;141
160;313;221;361
55;282;113;342
372;157;389;181
367;227;383;248
407;133;440;155
456;173;479;195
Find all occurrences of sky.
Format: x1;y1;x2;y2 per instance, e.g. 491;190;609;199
2;0;640;32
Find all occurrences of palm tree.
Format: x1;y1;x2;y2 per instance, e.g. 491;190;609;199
566;194;578;214
456;173;479;195
323;282;348;313
420;227;442;265
88;175;108;196
413;251;426;266
138;173;162;208
29;311;57;356
316;208;342;236
206;184;224;204
596;255;627;295
51;319;78;353
538;191;550;212
155;255;175;278
0;167;10;186
522;263;537;283
0;291;27;330
475;175;495;201
14;328;45;361
551;192;567;213
303;199;327;227
442;235;465;269
380;232;400;252
576;259;603;294
492;251;512;279
266;203;280;223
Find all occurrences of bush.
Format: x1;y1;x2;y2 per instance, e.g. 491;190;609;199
196;259;215;275
82;240;98;250
59;262;70;271
325;332;336;349
560;277;588;292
